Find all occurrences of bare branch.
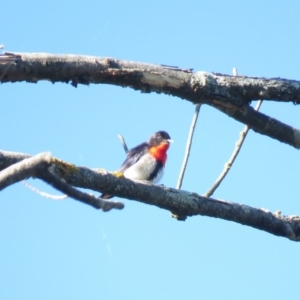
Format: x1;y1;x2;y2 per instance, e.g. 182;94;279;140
1;52;300;148
0;150;31;169
22;180;68;200
0;151;123;212
1;150;300;241
0;52;22;64
2;52;300;103
211;99;300;149
0;152;52;190
205;100;263;197
37;169;124;211
176;104;201;189
1;52;300;103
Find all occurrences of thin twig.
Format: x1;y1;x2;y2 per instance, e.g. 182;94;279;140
176;104;201;189
38;170;124;211
118;134;129;153
204;100;263;197
22;180;68;200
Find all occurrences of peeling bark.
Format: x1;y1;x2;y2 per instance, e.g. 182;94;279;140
1;52;300;148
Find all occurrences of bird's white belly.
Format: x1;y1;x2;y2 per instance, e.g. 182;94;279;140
123;153;164;183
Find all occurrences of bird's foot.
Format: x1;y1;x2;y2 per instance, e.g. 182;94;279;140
111;171;124;178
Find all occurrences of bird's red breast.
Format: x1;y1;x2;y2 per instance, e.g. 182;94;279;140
149;142;169;165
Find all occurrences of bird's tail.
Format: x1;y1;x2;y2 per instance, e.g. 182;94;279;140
99;193;113;200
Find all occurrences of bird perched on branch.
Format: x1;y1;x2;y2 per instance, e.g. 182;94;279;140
100;130;172;199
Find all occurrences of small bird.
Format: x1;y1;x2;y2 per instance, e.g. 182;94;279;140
100;130;172;199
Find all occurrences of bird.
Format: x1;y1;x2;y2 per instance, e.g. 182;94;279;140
100;130;172;199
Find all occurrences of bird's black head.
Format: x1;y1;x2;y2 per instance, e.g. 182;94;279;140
148;131;172;146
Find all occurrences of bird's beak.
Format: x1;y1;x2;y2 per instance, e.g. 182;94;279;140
167;139;174;143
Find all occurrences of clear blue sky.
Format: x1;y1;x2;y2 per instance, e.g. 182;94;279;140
2;1;300;299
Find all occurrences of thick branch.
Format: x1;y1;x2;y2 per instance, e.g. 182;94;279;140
1;52;300;148
0;152;51;189
1;52;300;103
0;151;123;212
1;150;300;241
210;100;300;148
0;150;31;169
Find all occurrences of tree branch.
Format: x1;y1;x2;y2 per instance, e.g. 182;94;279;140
37;169;124;211
1;150;300;241
210;99;300;149
0;152;51;189
22;180;68;200
205;100;263;197
1;52;300;148
176;104;201;189
0;151;123;212
1;52;300;103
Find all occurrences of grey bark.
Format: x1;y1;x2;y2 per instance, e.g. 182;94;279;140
1;150;300;242
0;151;123;212
2;53;300;241
1;52;300;148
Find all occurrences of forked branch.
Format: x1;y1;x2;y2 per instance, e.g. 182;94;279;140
1;150;300;241
0;151;123;212
1;52;300;148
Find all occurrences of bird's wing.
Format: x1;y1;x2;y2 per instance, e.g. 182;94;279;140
118;142;149;173
100;142;149;200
